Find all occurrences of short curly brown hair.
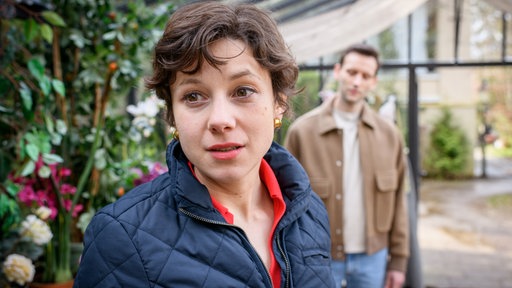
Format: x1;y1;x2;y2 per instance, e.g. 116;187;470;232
145;1;299;125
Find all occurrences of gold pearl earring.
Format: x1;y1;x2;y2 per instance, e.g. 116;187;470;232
274;118;282;129
172;130;179;141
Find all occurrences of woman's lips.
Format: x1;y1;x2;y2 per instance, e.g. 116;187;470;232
207;143;243;160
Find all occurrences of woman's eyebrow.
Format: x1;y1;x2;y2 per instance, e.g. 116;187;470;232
229;69;262;81
176;77;201;87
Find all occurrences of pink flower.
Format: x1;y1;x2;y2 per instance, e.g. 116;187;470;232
60;184;77;195
14;161;83;221
133;162;167;187
18;186;37;205
63;200;83;217
60;168;72;177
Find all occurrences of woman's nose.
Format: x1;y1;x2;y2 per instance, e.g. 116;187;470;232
207;97;236;133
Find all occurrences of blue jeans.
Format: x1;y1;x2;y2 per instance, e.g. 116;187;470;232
331;248;388;288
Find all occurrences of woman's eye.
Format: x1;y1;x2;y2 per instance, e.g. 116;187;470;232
183;92;203;103
234;87;255;98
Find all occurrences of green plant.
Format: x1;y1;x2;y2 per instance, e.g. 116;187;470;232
0;0;172;283
0;180;22;237
423;108;471;179
278;71;321;144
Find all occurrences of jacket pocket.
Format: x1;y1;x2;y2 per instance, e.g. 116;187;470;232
375;170;398;232
302;248;331;266
310;178;331;200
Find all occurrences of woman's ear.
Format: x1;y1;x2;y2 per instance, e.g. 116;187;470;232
274;93;287;119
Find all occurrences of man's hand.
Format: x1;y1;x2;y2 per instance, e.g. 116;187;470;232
384;270;405;288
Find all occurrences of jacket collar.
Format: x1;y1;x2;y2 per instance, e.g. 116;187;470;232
165;140;224;221
165;141;311;223
316;95;378;135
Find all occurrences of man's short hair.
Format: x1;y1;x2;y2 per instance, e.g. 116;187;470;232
338;43;380;75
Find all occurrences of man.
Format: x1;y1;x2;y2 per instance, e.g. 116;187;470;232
284;43;409;288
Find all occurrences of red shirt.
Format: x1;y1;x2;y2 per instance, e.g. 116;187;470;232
189;160;286;287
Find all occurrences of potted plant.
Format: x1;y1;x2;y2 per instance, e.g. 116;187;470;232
0;0;172;285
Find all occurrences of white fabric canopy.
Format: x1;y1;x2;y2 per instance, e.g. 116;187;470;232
279;0;428;63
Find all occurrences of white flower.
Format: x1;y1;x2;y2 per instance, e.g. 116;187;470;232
34;206;52;220
20;214;53;245
2;254;35;285
126;95;164;118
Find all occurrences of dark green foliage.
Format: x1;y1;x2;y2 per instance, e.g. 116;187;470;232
423;108;471;179
277;71;322;144
0;181;21;236
291;71;322;117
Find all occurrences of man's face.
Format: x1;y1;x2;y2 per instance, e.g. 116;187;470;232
334;52;378;106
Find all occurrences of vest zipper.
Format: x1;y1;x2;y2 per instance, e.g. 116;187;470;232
179;207;274;287
277;230;291;288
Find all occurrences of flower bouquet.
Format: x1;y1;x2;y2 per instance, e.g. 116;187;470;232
1;208;53;287
9;157;85;284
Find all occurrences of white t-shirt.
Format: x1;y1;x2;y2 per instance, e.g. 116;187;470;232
333;109;366;253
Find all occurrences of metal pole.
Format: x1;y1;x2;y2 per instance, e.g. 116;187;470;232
407;14;420;200
408;68;420;203
502;12;508;61
454;0;463;63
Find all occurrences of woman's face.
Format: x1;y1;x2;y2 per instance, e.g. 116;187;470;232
170;38;283;185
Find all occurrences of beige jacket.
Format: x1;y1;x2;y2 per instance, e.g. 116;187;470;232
284;96;409;272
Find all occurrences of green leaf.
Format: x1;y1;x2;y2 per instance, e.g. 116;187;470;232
24;18;38;42
52;79;65;96
20;160;36;176
26;143;40;161
103;31;117;41
24;131;37;144
19;82;33;111
38;165;51;178
41;23;53;43
51;132;62;145
41;11;66;27
19;138;27;159
6;182;20;197
27;58;45;81
56;119;67;135
45;115;55;134
40;139;52;154
42;153;64;165
39;75;52;96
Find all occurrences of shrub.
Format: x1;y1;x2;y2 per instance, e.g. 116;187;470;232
423;108;471;179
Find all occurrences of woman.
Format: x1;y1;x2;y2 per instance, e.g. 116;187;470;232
74;2;334;287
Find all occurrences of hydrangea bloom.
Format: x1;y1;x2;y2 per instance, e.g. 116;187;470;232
2;254;35;285
20;215;53;245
